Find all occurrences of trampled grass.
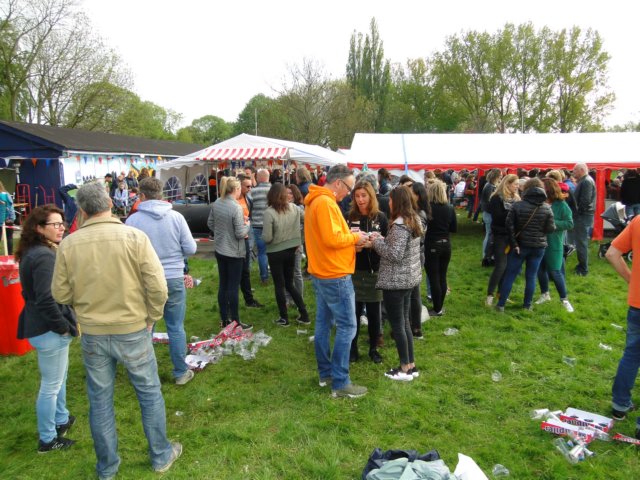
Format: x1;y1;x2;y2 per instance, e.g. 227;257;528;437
1;215;639;479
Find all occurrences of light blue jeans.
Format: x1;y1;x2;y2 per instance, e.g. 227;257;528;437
164;277;188;379
612;307;640;427
81;329;172;478
312;275;356;390
28;331;72;443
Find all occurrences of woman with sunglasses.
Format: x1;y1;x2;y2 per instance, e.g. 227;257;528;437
346;180;388;363
16;205;78;452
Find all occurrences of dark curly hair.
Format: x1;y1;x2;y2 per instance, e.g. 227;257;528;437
14;204;65;262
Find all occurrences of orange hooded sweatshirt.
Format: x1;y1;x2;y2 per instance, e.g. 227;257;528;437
304;184;360;279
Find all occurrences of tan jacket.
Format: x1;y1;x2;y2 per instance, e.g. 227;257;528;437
52;215;168;335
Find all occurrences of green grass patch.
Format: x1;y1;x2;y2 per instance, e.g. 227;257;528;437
1;215;638;479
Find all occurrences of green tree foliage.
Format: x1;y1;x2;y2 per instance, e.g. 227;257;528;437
233;94;291;140
65;82;180;140
176;115;232;145
545;27;613;132
386;58;466;133
430;23;614;133
346;17;391;131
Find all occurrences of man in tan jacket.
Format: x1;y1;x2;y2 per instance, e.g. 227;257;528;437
52;182;181;479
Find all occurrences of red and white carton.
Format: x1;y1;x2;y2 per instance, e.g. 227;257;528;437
612;433;640;446
540;417;596;443
560;407;614;432
152;332;169;344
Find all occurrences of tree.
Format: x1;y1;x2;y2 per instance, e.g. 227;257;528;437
325;80;376;149
65;82;180;140
275;58;335;145
545;27;613;132
177;115;232;145
430;23;614;133
346;17;391;131
26;12;131;127
233;94;291;139
0;0;76;120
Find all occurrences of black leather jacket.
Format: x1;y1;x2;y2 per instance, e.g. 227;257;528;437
506;187;555;249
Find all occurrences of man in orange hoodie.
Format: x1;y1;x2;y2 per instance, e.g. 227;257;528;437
305;164;369;398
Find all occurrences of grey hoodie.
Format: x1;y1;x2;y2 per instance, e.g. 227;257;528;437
126;200;197;279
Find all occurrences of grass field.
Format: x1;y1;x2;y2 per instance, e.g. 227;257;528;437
1;215;638;479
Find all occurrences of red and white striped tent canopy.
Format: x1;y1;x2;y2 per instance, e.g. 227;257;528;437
157;133;345;199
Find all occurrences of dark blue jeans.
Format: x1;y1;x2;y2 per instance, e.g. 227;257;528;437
215;252;244;323
612;307;640;427
537;261;568;299
252;226;269;281
497;246;545;308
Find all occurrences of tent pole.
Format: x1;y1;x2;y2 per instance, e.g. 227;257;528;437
593;169;606;241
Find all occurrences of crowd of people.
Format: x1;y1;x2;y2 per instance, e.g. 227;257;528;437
11;161;640;477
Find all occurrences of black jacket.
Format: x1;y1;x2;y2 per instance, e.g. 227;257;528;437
621;175;640;206
480;182;496;212
506;187;555;249
17;245;77;339
488;194;516;237
347;212;388;272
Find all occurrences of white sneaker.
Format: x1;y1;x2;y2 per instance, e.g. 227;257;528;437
485;295;494;306
175;369;194;385
360;315;368;326
535;292;551;304
384;367;414;382
561;299;574;313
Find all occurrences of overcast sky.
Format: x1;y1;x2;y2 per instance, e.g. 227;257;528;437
82;0;640;129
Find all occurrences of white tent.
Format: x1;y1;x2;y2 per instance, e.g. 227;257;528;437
157;134;345;197
347;132;640;170
346;132;640;240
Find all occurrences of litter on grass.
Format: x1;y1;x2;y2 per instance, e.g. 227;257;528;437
562;356;577;367
443;328;459;336
599;343;613;351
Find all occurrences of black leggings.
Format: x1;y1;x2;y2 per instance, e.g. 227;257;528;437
267;247;308;320
487;234;509;296
425;239;452;313
351;301;382;355
383;289;414;366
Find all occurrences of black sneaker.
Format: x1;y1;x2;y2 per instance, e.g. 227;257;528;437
408;367;420;378
349;350;359;363
274;318;289;327
246;300;264;308
296;316;311;325
369;349;382;364
412;329;424;340
427;309;444;317
384;367;413;382
612;403;636;421
38;437;75;453
56;415;75;437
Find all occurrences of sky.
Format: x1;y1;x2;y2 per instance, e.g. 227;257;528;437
82;0;640;130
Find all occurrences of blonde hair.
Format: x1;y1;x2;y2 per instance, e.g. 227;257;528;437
493;174;520;201
222;177;240;196
427;180;448;204
546;170;564;182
